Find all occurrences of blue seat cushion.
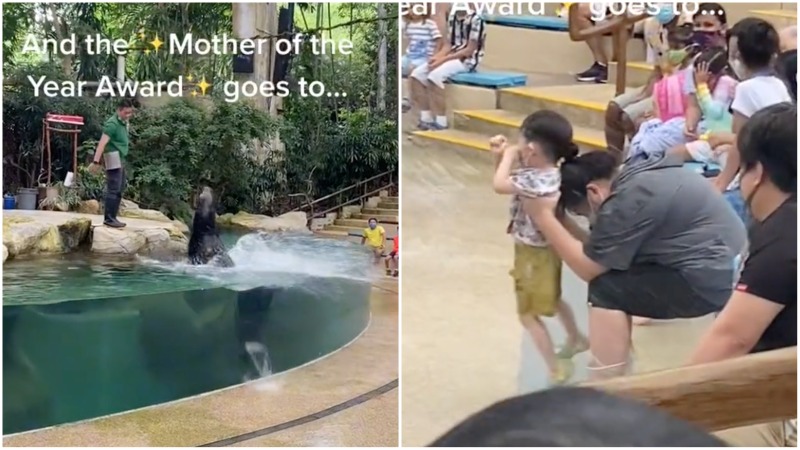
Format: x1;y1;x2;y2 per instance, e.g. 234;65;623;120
449;71;527;88
484;15;568;31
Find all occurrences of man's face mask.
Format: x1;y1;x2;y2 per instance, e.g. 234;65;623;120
369;222;377;230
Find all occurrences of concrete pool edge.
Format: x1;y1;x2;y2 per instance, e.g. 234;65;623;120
2;279;399;447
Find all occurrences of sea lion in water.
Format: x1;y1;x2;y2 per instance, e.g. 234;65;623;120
188;186;234;267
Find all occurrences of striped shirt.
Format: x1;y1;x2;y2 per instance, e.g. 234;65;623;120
448;11;486;71
404;18;441;60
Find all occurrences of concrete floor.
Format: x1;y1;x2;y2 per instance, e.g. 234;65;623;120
3;279;399;448
400;137;715;447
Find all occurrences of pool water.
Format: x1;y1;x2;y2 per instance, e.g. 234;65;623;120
3;233;375;435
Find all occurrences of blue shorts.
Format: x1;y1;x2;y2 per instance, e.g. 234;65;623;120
402;56;427;77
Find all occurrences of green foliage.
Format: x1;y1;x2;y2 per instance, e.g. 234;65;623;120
3;3;398;220
75;165;106;201
125;98;278;222
2;62;116;190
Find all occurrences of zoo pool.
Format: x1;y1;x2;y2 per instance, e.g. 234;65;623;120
3;233;374;435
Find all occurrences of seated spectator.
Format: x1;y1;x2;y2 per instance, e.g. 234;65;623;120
430;387;725;446
385;234;399;277
604;4;716;160
409;3;485;130
779;25;797;52
401;3;442;113
713;18;792;193
571;3;612;83
689;103;796;447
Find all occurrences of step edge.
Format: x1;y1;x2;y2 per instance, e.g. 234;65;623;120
453;110;607;148
411;130;490;151
500;88;608;111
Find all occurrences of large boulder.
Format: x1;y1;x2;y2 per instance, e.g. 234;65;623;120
119;200;172;223
91;224;188;257
227;211;309;233
3;216;91;257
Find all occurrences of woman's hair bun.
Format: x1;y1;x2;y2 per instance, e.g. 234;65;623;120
564;142;580;162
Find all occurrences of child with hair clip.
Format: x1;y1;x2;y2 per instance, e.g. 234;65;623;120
670;47;737;172
490;110;588;386
627;24;698;163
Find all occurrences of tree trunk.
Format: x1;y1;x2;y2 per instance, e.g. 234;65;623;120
376;3;387;112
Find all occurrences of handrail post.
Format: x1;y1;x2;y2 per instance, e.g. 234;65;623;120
614;27;629;96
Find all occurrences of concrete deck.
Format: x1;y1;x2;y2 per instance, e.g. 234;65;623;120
3;279;398;447
400;138;714;446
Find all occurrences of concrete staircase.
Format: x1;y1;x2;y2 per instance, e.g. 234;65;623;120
313;194;399;243
408;3;795;156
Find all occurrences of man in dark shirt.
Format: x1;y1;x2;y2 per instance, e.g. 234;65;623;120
690;102;796;362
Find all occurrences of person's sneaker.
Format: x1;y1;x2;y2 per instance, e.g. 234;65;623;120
402;98;412;113
576;62;606;83
594;63;608;83
428;122;448;130
103;219;127;228
386;269;392;276
392;270;399;277
549;359;574;386
557;336;590;359
418;121;434;130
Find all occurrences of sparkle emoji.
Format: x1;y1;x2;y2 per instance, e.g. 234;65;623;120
150;34;164;53
197;77;211;96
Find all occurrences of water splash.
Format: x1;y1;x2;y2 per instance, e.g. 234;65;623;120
243;341;272;382
143;232;377;291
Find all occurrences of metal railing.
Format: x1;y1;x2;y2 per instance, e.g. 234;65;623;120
585;347;797;433
288;169;397;222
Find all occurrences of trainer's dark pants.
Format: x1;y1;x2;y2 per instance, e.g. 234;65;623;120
588;264;726;320
104;167;127;222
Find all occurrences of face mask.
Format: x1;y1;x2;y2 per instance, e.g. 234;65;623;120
655;4;675;25
667;48;688;66
743;174;763;216
730;58;747;79
369;223;377;230
691;30;716;49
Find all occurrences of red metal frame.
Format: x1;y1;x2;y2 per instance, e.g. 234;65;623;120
41;113;84;185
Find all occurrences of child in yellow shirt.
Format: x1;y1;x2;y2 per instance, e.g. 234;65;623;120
362;218;386;264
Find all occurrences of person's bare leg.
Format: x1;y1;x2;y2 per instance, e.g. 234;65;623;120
430;84;447;123
605;102;627;160
555;300;588;351
574;3;609;83
520;314;561;376
587;306;632;381
411;80;429;110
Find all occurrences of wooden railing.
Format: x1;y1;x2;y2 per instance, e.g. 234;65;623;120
584;347;798;432
567;5;651;96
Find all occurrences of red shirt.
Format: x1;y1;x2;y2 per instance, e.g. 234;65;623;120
393;235;399;253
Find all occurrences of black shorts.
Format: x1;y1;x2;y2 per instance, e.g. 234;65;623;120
588;264;721;320
388;251;398;258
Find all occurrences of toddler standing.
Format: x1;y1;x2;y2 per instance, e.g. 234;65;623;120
491;110;588;385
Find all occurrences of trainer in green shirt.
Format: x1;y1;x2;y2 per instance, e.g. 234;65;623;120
89;98;136;228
